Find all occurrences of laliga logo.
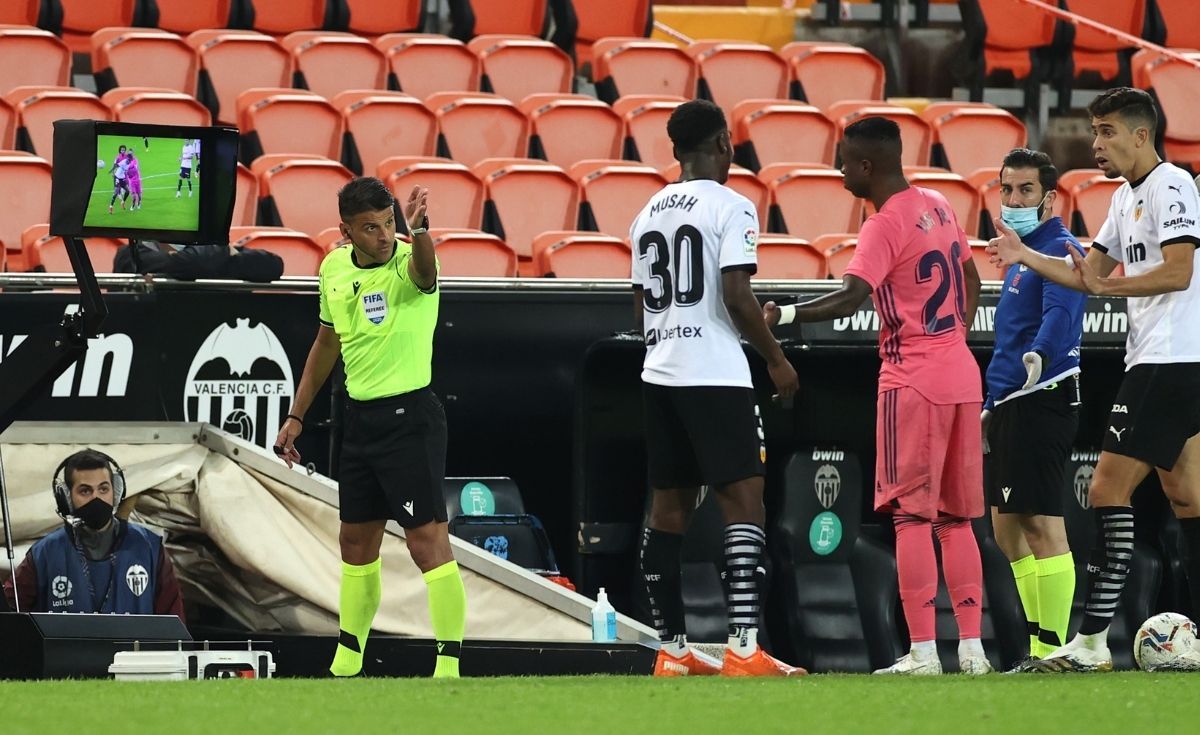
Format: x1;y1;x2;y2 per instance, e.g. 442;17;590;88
814;464;841;509
184;319;294;448
51;575;73;600
1074;464;1094;509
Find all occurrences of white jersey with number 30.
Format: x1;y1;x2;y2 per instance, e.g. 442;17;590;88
630;178;759;388
1093;162;1200;368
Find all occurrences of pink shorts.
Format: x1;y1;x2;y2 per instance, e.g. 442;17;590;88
875;387;984;520
128;177;142;195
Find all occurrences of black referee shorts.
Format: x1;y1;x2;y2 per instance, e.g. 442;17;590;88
338;387;448;528
1103;362;1200;470
987;376;1079;516
643;383;765;489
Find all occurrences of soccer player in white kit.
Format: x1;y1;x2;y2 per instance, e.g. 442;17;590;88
176;138;199;198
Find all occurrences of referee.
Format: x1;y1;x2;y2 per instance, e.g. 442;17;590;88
983;148;1086;669
274;178;466;679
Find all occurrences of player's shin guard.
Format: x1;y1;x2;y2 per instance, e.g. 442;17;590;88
1035;552;1075;653
894;515;938;644
1178;517;1200;619
330;557;382;676
723;523;766;656
934;518;983;640
1010;554;1041;654
1080;507;1134;635
640;528;686;644
424;560;467;678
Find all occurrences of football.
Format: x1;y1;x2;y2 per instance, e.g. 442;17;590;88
96;159;105;168
1134;612;1200;671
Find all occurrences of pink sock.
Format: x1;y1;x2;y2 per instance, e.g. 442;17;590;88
894;514;938;643
934;517;983;640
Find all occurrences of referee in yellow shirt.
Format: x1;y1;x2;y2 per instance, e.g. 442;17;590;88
274;177;466;678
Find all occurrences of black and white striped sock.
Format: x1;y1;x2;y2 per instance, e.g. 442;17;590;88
723;523;766;654
1080;506;1134;636
640;527;685;646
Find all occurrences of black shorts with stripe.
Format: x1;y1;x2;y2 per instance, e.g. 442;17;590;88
986;377;1080;515
643;383;765;488
1103;362;1200;470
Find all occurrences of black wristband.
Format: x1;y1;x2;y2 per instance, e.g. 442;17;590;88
285;414;304;427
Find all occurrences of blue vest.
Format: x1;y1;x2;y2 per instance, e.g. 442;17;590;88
29;521;162;614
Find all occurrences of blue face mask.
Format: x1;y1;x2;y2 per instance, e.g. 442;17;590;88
1000;194;1048;238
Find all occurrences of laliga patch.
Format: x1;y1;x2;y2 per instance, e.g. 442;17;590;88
362;291;387;325
743;227;758;255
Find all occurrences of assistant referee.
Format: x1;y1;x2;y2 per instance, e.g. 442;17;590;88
274;177;466;679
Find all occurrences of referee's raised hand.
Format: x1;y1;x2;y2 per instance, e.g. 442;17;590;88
405;185;429;231
273;416;303;468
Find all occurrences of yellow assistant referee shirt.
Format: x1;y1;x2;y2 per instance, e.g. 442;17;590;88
318;239;439;401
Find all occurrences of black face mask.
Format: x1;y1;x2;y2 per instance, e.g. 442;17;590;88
73;498;114;531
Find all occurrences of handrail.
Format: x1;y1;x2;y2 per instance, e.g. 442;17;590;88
1017;0;1200;71
651;20;694;45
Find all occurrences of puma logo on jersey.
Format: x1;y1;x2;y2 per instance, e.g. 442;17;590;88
1168;184;1182;194
1108;426;1126;441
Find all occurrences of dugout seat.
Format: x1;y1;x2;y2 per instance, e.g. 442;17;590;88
242;0;331;36
228;226;324;276
0;26;70;96
1069;0;1145;85
754;236;826;280
730;100;837;172
282;32;388;100
144;0;237;35
21;226;122;274
780;43;885;112
426;92;529;168
91;28;196;96
0;154;52;271
773;449;902;672
532;230;629;279
443;476;559;574
469;35;574;104
476;158;579;270
376;34;481;101
760;166;863;240
521;94;624;171
190;31;292;126
102;88;211;126
344;0;424;38
236;88;342;163
449;0;549;39
828;101;932;168
612;95;686;170
377;156;484;230
429;229;518;277
0;0;39;25
252;155;354;237
1145;57;1200;170
335;91;438;176
907;170;983;239
921;103;1026;178
234;163;258;227
688;41;789;120
573;1;652;67
6;87;111;164
570;160;667;240
591;37;696;104
59;0;139;54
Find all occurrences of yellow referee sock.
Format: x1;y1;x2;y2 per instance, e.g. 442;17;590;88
1035;552;1075;656
1010;555;1040;657
330;557;382;677
424;560;467;678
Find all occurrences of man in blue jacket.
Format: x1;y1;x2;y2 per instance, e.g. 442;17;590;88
982;148;1085;669
2;449;184;619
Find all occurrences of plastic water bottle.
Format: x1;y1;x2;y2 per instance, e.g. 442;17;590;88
591;587;617;642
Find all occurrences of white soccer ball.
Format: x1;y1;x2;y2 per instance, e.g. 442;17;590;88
1134;612;1200;671
97;159;105;169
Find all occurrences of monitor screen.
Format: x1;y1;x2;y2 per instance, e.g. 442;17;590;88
83;135;203;232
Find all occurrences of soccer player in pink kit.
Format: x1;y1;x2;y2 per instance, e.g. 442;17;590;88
125;150;142;210
764;117;991;674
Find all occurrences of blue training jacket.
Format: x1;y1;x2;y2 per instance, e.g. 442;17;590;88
984;217;1086;410
29;520;163;614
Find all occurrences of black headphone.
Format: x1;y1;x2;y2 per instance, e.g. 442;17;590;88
52;450;127;521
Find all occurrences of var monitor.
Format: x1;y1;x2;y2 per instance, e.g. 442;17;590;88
50;120;239;245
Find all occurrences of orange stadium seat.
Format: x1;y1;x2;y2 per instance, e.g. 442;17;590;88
591;37;695;103
242;0;329;36
1145;56;1200;169
344;0;424;37
1060;174;1122;238
921;102;1026;177
102;88;211;126
613;95;686;169
1070;0;1145;83
376;34;481;100
570;160;668;239
22;226;123;274
426;92;529;167
149;0;237;34
907;170;984;238
6;87;112;163
813;234;859;279
521;94;624;170
190;31;292;126
533;230;630;278
1155;0;1200;49
59;0;139;54
827;101;932;167
689;42;789;119
315;226;346;252
430;228;518;277
468;35;573;104
661;161;771;224
761;166;863;240
968;167;1003;238
235;163;258;226
229;226;324;276
1053;167;1103;218
0;97;15;150
91;29;197;96
377;156;484;230
0;0;39;25
779;43;885;111
335;91;438;176
970;239;1007;281
237;88;343;162
475;158;579;268
0;154;52;271
253;156;354;237
962;0;1063;87
730;99;836;171
575;0;652;66
282;32;388;99
754;235;826;280
0;27;70;97
462;0;548;37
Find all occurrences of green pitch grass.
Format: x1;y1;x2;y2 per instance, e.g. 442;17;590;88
82;135;200;232
2;673;1194;735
